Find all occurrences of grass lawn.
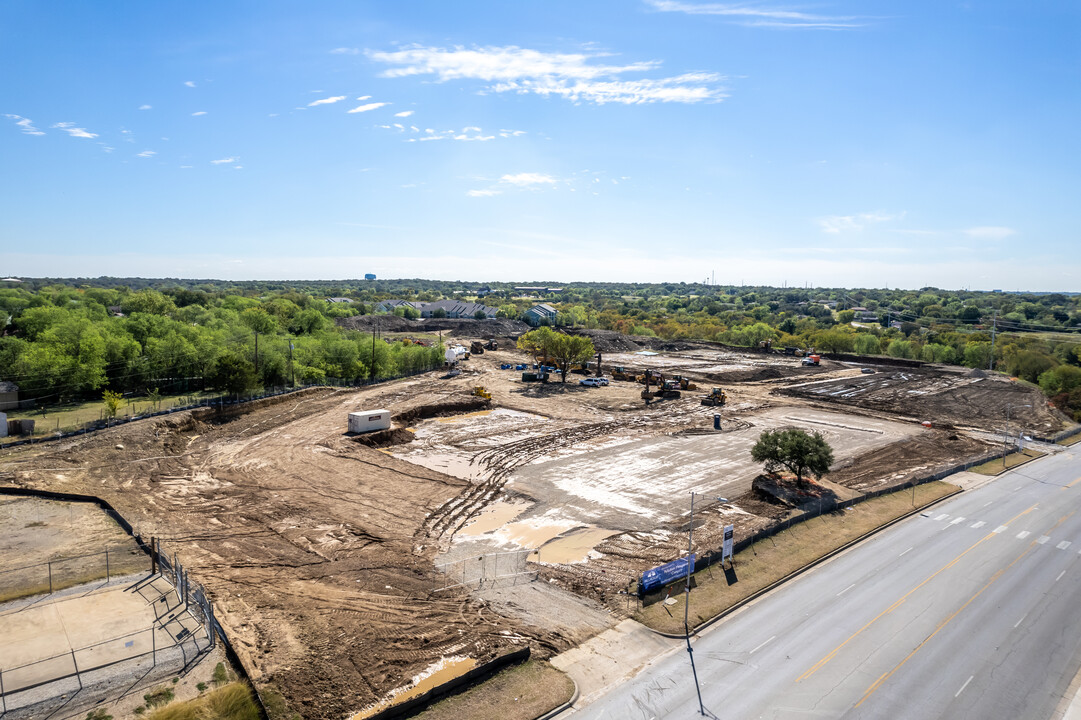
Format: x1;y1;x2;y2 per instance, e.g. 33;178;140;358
636;481;959;635
1058;433;1081;447
411;660;574;720
968;448;1046;475
6;391;220;436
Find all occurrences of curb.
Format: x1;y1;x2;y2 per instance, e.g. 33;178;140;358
645;485;964;639
534;676;580;720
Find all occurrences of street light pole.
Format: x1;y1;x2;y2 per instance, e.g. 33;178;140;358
684;491;705;716
1003;403;1031;468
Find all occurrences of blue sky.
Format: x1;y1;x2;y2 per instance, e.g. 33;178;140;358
2;1;1078;290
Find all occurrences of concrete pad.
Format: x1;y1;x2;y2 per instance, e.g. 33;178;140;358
550;619;676;705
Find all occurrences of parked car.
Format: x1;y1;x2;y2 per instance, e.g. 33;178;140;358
579;377;608;387
861;367;876;374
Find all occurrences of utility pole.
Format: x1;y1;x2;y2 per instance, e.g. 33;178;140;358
254;331;259;376
684;491;705;716
288;340;295;387
990;310;997;371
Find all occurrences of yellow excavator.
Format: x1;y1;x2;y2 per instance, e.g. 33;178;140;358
700;388;727;406
472;386;492;400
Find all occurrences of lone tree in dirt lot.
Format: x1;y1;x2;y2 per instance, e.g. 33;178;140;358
751;428;834;489
516;328;595;383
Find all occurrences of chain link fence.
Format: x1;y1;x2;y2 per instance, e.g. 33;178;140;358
434;549;537;591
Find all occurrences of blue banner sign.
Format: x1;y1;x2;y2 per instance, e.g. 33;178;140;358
640;553;696;594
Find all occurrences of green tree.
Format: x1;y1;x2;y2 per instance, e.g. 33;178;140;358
208;353;259;395
750;428;834;489
549;334;596;383
517;327;558;364
102;390;123;420
963;341;994;369
474;309;488;320
147;387;162;410
853;333;881;355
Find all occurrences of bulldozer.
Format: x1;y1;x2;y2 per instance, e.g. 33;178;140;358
470;340;485;355
472;386;492;399
700;388;727;406
637;371;664;385
612;367;636;382
653;379;682;400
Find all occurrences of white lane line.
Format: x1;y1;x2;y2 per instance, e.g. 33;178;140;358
837;583;856;597
955;675;974;697
982;501;994;508
1015;613;1027;628
994;525;1009;534
971;521;986;529
750;635;776;654
1057;571;1067;582
935;513;950;521
1038;536;1051;545
899;547;913;557
950;517;966;525
1017;531;1031;539
1058;541;1072;550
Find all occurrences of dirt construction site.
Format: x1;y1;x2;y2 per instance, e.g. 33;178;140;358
0;330;1072;720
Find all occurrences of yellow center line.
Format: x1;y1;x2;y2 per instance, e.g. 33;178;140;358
854;515;1058;709
795;503;1038;684
1062;477;1081;490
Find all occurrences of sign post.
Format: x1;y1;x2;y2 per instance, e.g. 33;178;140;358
722;524;734;566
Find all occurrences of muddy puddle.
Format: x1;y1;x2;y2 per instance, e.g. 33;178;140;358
457;501;530;537
351;656;477;719
535;527;619;564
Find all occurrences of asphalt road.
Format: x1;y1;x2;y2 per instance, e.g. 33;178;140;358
573;447;1081;719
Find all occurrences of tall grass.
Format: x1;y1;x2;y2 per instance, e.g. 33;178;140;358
146;683;260;720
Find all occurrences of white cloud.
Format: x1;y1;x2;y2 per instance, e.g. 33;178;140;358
963;226;1016;240
394;110;414;117
501;172;557;186
356;95;371;101
367;45;726;105
136;150;156;158
348;102;388;113
5;114;45;135
308;95;346;106
184;80;196;87
818;212;902;234
51;122;98;138
139;104;152;110
191;111;207;116
468;189;502;197
330;47;360;55
643;0;866;29
211;157;238;164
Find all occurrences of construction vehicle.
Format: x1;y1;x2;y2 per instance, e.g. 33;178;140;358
470;341;485;355
637;371;664;385
653;379;682;400
701;388;727;406
612;367;636;382
484;339;498;350
472;386;492;399
801;354;821;366
672;375;697;391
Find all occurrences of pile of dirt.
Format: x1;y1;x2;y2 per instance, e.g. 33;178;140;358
336;315;528;338
827;430;991;491
570;329;645;353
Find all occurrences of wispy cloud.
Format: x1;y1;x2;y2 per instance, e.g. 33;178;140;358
819;212;902;233
139;104;152;110
398;125;519;143
136;150;156;158
644;0;867;29
394;110;414;117
367;45;726;105
330;47;360;55
51;122;98;138
501;172;557;186
211;157;238;164
964;226;1016;240
5;114;45;135
348;102;388;113
309;95;346;106
468;189;503;197
191;111;207;116
184;80;196;87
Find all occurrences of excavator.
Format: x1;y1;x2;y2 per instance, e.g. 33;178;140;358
700;388;727;406
472;386;492;400
612;366;636;382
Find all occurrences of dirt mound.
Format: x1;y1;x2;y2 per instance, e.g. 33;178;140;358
336;315;528;338
570;329;644;353
827;430;991;491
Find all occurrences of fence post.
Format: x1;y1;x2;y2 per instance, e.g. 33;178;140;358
152;626;157;666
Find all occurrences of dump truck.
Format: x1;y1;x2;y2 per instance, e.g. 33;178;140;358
801;354;821;366
701;388;727;406
470;341;485;355
485;339;498;350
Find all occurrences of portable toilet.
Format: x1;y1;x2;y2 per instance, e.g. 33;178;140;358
348;409;392;434
0;411;6;438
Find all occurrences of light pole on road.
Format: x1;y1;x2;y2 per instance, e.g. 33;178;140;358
685;492;727;716
1003;403;1031;468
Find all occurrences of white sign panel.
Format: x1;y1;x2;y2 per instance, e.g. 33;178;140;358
722;524;734;562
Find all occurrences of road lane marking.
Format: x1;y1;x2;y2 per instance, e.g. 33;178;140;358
971;521;986;529
1038;536;1050;545
934;513;949;521
950;517;966;525
1063;477;1081;490
982;501;994;507
955;676;974;697
796;503;1038;684
750;635;775;654
1017;531;1031;539
1058;541;1072;550
1015;613;1027;628
837;583;856;597
899;547;913;557
855;538;1037;709
1057;570;1066;582
994;525;1009;533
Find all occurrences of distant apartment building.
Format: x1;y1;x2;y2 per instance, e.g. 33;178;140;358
524;303;558;326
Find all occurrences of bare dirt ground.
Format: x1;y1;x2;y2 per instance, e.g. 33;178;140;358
0;335;1051;720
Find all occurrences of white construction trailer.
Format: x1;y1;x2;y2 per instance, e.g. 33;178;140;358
348;409;392;434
